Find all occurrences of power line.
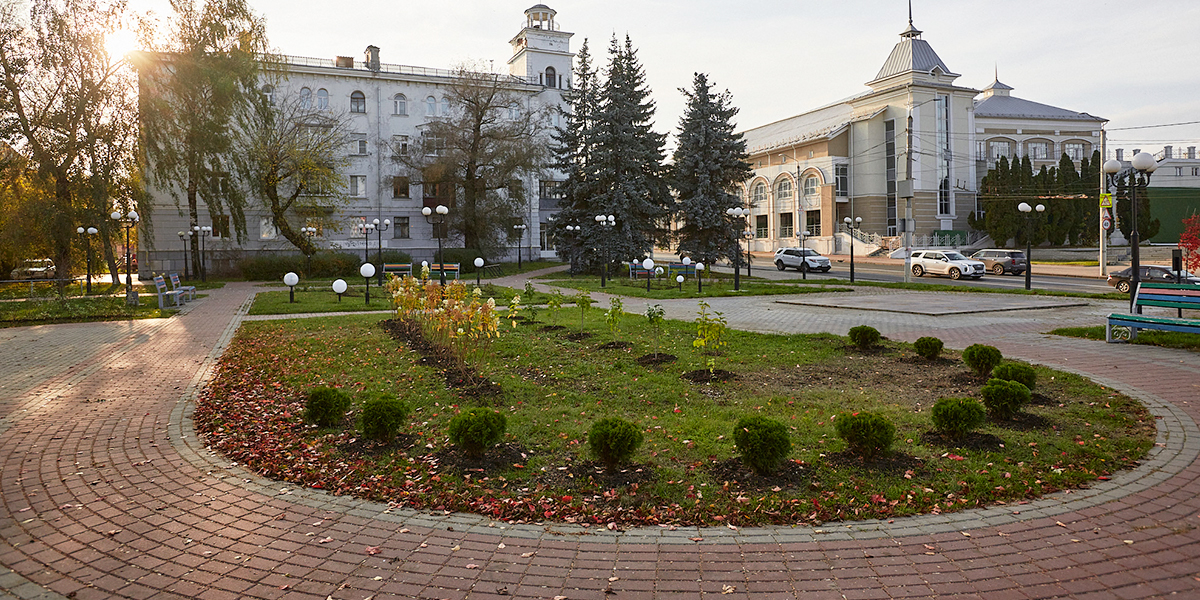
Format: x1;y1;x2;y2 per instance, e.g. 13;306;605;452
1107;120;1200;131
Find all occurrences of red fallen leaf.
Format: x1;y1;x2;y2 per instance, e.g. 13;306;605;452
689;537;704;542
870;494;886;504
318;537;334;543
947;454;966;461
365;546;381;555
561;496;573;502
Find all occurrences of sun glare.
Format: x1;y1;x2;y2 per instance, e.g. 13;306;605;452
105;28;139;59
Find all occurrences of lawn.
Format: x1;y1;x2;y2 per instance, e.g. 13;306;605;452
0;295;178;326
196;302;1155;528
249;281;563;315
1050;326;1200;351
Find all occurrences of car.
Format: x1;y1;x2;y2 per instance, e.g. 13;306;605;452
10;258;56;280
1106;265;1200;293
970;249;1027;275
774;247;832;272
909;250;985;280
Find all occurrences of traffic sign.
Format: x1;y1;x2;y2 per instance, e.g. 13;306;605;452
1100;193;1113;208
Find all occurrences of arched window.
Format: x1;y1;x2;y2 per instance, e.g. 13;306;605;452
299;87;312;109
426;96;437;116
751;182;767;206
392;94;407;116
316;88;329;110
803;175;820;205
440;97;450;116
545;66;557;88
261;84;274;104
350;91;366;113
774;178;793;202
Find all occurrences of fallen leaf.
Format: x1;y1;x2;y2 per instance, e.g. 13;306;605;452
318;537;334;543
365;546;381;555
497;543;506;549
608;577;619;582
689;537;704;542
1056;521;1067;528
520;552;536;558
722;585;735;594
451;545;460;551
960;531;970;537
466;564;479;569
1123;540;1134;544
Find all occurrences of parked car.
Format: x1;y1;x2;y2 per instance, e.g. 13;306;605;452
10;258;56;280
970;249;1027;275
774;247;832;272
1106;265;1200;293
909;250;985;280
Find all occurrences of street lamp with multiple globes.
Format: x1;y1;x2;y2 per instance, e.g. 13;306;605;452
725;207;749;291
372;218;390;285
193;225;212;282
111;210;139;304
78;226;98;294
843;216;862;283
513;223;527;270
301;226;318;274
177;230;191;280
594;214;615;287
798;228;812;280
356;219;374;265
1017;202;1045;291
422;204;450;285
563;224;580;276
1104;152;1158;313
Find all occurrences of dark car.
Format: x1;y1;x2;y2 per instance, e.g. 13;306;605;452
1106;265;1200;293
970;249;1027;275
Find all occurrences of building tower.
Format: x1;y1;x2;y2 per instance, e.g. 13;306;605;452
508;5;574;89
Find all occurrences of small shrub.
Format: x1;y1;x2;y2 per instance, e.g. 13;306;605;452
962;344;1002;377
913;336;944;360
733;416;792;476
980;378;1031;420
834;412;895;459
588;418;643;472
848;325;881;350
360;394;410;442
448;408;507;459
930;398;987;438
992;363;1036;391
304;387;352;428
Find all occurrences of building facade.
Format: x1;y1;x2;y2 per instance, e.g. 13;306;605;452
138;5;573;277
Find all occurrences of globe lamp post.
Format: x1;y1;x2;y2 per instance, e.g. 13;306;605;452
1017;202;1045;291
1104;152;1157;313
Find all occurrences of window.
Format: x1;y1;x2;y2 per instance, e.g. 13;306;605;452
350;175;367;197
935;96;951;216
440;97;450;116
300;87;312;109
423;179;453;208
421;131;445;156
392;176;410;198
755;215;768;238
1027;142;1049;160
316;88;329;110
779;212;794;238
259;216;276;240
211;214;230;238
350;133;368;155
350;91;366;113
976;140;985;160
1177;167;1184;177
261;84;274;104
774;178;793;203
545;66;557;88
1193;167;1199;177
1065;143;1084;161
751;182;767;206
835;165;848;197
802;175;820;208
806;211;821;237
426;96;437;115
539;180;563;200
393;216;410;239
886;119;897;235
990;140;1010;160
392;94;407;116
391;135;409;156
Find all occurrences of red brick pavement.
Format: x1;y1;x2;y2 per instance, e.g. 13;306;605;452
1;283;1199;599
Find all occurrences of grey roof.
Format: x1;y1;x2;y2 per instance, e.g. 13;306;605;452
983;78;1013;92
870;37;958;84
974;94;1105;122
742;99;883;154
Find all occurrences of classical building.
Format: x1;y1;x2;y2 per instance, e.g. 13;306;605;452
137;5;572;277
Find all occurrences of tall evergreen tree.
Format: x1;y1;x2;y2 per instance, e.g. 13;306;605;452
550;39;599;272
670;72;750;267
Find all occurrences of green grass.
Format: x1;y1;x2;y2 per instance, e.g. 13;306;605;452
1050;326;1200;351
0;295;178;326
540;275;853;299
197;308;1155;527
249;282;565;315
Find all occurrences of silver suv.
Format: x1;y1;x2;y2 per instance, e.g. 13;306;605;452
774;248;831;272
970;249;1027;275
910;250;985;280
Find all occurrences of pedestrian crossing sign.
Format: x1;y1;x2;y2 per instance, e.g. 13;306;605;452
1100;193;1113;208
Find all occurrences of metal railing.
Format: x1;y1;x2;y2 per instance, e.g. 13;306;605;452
879;231;986;250
275;54;540;85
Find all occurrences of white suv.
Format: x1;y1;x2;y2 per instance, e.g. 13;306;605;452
774;248;831;273
909;250;985;280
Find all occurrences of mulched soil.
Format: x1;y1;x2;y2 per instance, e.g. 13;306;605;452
536;460;658;489
540;325;567;332
681;369;737;383
919;430;1005;451
379;318;500;399
597;341;634;350
565;332;593;342
708;458;813;491
822;449;926;476
431;442;530;475
636;353;677;366
340;433;419;457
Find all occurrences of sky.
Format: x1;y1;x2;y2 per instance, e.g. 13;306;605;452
127;0;1200;156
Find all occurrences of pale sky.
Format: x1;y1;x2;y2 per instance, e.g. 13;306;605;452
128;0;1200;156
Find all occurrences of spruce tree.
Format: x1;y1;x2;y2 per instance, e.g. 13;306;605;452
670;72;751;267
550;39;600;272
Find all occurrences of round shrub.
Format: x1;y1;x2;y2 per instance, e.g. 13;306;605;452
913;336;944;360
980;378;1031;420
834;412;895;459
992;363;1036;391
361;394;410;442
848;325;881;350
733;416;792;476
930;398;987;438
588;418;643;472
304;387;352;428
962;344;1002;377
448;408;507;459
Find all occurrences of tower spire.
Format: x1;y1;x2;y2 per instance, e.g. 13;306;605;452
908;0;913;27
900;0;922;38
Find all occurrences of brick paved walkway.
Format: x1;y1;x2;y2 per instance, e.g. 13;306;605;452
2;280;1199;600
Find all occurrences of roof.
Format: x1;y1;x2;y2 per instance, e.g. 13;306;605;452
869;36;958;85
974;94;1105;122
742;99;883;154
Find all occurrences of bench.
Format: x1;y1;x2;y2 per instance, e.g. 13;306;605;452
1106;282;1200;342
429;263;460;280
628;266;654;280
383;263;412;278
481;263;504;278
667;263;696;278
168;273;196;302
152;275;183;309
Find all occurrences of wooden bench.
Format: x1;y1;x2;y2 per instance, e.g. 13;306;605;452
383;263;412;278
1106;282;1200;342
667;263;696;278
152;275;183;309
628;266;654;280
429;263;460;280
168;273;196;302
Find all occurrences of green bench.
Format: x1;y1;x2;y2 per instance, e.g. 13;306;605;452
1106;282;1200;342
383;263;412;278
429;263;460;280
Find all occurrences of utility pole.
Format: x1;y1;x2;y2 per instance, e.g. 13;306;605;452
902;110;915;283
1099;129;1108;277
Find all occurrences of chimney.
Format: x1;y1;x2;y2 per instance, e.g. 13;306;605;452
1116;149;1124;161
1189;146;1196;159
335;56;354;68
365;45;380;72
1164;145;1173;159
